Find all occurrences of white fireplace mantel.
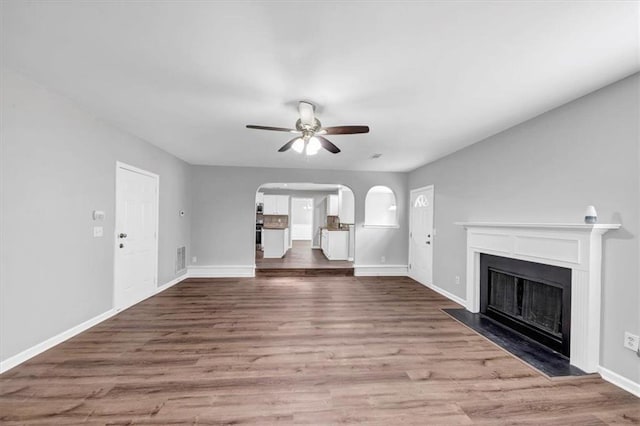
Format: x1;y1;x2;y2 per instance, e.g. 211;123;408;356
456;222;620;373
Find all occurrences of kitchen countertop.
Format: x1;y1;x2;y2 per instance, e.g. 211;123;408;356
263;226;289;230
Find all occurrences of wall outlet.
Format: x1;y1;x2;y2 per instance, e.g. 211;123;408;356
455;276;460;285
623;331;639;352
192;256;197;264
381;256;386;264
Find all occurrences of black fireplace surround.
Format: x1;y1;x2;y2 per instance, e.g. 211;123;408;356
480;254;572;357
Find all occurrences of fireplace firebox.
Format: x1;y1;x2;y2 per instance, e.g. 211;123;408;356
480;254;572;356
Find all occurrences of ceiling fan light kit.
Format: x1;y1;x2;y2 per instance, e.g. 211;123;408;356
246;101;370;155
291;136;321;156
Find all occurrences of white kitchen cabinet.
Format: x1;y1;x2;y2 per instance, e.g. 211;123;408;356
263;195;290;215
321;229;349;260
326;194;339;216
263;228;290;258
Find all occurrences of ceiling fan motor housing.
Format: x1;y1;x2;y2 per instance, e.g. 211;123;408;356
295;118;322;134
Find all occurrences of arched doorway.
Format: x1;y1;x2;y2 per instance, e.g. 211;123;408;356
254;183;355;273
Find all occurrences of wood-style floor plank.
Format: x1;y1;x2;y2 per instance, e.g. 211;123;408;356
1;276;638;425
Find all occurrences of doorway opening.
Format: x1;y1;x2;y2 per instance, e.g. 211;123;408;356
254;183;354;273
291;198;314;241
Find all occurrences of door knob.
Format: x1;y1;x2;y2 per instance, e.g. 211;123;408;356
119;233;127;239
426;241;431;245
119;243;124;248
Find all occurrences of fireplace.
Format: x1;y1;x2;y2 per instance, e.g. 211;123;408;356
480;254;572;356
457;222;620;372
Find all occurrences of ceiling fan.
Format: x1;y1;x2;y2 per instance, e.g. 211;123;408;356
246;101;369;155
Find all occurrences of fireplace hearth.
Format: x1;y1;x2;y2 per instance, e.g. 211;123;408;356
480;254;571;356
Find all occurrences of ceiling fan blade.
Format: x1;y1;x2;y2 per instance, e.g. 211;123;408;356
321;125;370;135
246;124;298;133
316;136;341;154
278;137;301;152
298;101;315;126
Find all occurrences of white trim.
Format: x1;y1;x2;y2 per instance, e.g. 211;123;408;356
114;161;160;311
416;280;466;307
188;265;255;278
362;224;400;229
456;222;621;231
115;161;160;180
0;273;189;374
155;272;189;294
598;366;640;398
410;184;436;193
354;264;408;276
0;308;117;374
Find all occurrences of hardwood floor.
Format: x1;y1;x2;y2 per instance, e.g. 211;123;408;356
256;240;353;269
1;276;638;425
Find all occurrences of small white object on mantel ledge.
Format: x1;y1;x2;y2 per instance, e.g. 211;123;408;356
456;221;620;373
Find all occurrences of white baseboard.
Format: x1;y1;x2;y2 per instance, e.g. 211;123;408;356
0;274;190;375
413;279;467;307
155;272;189;294
0;308;117;374
598;366;640;398
188;265;255;278
354;264;408;276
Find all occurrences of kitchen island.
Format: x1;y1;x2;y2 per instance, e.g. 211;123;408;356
262;227;290;258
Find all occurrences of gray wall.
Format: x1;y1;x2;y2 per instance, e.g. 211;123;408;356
409;73;640;384
0;69;191;362
191;167;408;267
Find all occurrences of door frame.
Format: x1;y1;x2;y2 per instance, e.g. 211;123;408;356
113;161;160;311
408;184;434;285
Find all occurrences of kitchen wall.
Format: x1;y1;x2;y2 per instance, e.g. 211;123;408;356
259;189;340;247
263;215;288;229
192;168;408;267
0;68;192;363
409;73;640;385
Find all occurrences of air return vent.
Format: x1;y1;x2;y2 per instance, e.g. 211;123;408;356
176;246;186;273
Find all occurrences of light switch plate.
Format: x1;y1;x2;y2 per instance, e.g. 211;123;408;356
93;226;103;237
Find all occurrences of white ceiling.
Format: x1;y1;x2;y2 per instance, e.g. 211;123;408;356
2;1;638;172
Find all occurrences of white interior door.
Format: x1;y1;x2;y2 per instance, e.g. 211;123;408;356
114;163;159;311
409;185;434;286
